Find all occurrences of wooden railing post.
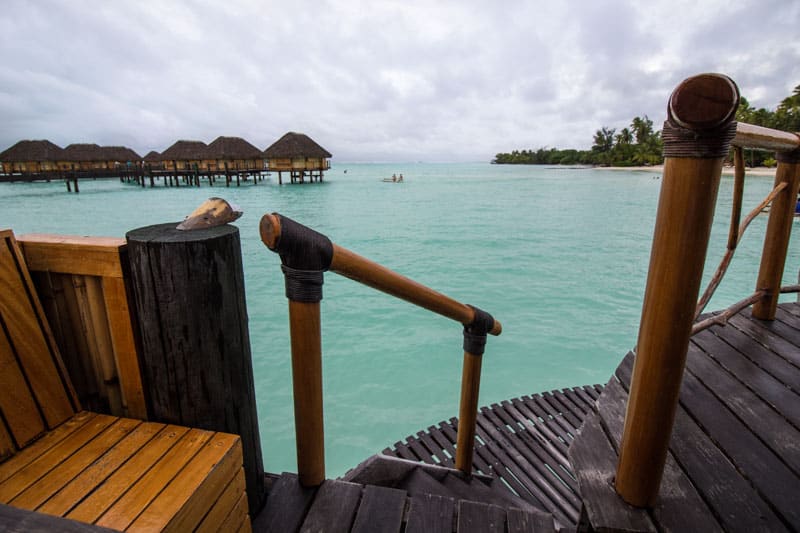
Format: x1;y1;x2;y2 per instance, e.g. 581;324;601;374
752;150;800;319
615;74;740;507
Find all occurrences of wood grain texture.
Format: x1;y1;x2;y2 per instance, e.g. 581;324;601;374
18;235;126;279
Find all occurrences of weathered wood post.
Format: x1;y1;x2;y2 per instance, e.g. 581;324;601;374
752;149;800;319
126;222;265;513
615;73;739;507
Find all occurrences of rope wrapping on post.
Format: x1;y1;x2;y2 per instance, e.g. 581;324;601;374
777;148;800;164
463;305;494;356
661;120;738;159
265;213;334;302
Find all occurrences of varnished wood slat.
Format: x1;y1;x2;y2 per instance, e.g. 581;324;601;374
405;493;454;533
83;276;123;415
196;467;246;533
130;433;243;532
597;377;722;533
10;418;141;511
70;275;105;408
616;353;790;532
37;421;166;517
18;235;126;279
0;414;115;503
0;232;76;427
66;424;190;523
101;276;147;419
0;423;14;463
300;479;363;533
0;323;45;449
456;501;506;533
255;473;318;533
0;412;94;484
350;485;406;533
218;491;249;533
94;428;213;530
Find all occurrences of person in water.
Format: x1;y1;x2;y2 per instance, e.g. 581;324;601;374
398;174;403;182
391;173;397;182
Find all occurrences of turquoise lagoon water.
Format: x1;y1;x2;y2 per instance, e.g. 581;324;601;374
2;163;798;477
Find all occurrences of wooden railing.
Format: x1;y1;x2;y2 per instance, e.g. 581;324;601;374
17;234;147;420
260;213;501;486
616;73;800;507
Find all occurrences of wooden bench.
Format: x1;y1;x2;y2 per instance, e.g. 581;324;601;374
0;229;250;532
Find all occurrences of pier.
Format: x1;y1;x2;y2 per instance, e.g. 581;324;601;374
0;73;799;532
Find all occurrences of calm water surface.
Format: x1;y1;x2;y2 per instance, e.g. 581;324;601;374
2;162;797;476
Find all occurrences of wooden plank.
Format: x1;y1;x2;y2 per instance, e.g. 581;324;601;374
218;491;249;533
0;232;76;427
66;423;191;524
507;507;555;533
456;501;505;533
37;421;165;517
567;409;655;532
616;353;791;532
501;400;570;468
10;418;140;511
254;473;318;533
405;493;454;533
300;479;363;533
0;422;14;463
101;276;147;419
729;312;800;367
508;398;570;458
71;274;106;408
438;419;492;475
93;428;213;530
0;323;45;448
0;411;93;484
130;433;243;532
196;467;246;533
687;336;800;473
350;485;407;533
597;377;722;533
677;354;800;525
19;235;126;279
416;430;451;465
0;414;116;503
540;392;582;428
0;502;116;532
482;405;579;509
84;276;122;415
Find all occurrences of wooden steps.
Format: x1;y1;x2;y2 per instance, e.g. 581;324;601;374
382;385;600;530
569;301;800;532
254;470;557;533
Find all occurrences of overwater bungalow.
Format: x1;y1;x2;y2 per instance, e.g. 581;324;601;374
143;150;164;170
159;140;208;171
263;131;331;184
1;73;800;532
99;146;141;169
0;139;63;173
204;136;264;172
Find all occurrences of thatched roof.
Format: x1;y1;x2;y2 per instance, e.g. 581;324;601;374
263;132;332;159
62;143;105;162
143;150;161;162
160;140;208;161
206;136;263;159
100;146;141;162
0;140;64;161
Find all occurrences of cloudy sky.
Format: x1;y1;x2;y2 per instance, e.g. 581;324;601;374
1;0;798;161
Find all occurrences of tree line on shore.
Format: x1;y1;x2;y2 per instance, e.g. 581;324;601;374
493;84;800;167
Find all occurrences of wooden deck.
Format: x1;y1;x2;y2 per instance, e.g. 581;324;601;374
383;386;601;530
570;301;800;532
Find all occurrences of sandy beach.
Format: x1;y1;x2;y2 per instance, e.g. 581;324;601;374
596;165;777;177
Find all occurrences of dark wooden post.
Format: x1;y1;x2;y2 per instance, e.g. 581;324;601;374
615;74;739;507
752;151;800;319
455;351;482;473
126;223;265;513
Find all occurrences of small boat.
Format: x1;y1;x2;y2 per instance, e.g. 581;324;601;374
382;175;404;183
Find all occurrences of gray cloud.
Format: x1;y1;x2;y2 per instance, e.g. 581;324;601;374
1;0;797;161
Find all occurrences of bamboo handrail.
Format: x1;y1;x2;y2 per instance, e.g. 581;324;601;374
260;213;502;335
694;179;788;319
734;122;800;152
260;212;501;484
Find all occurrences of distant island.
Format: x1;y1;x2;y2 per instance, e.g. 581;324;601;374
493;85;800;168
